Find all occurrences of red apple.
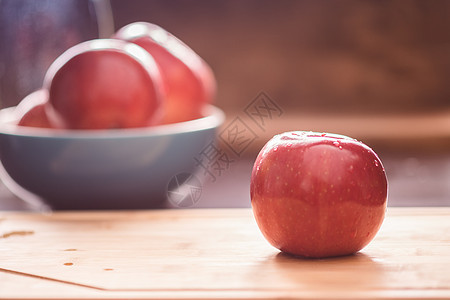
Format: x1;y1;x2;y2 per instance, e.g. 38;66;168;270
43;39;164;129
16;89;55;128
114;22;216;124
250;131;388;258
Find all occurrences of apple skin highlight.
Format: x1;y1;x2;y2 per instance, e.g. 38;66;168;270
250;131;388;258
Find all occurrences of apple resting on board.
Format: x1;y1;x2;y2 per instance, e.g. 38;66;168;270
250;131;388;258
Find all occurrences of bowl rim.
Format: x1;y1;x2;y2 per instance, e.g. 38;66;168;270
0;104;225;139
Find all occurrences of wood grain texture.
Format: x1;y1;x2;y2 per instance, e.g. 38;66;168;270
0;207;449;299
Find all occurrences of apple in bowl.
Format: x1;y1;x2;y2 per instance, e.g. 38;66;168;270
250;131;388;258
114;22;216;124
15;89;54;129
43;39;164;130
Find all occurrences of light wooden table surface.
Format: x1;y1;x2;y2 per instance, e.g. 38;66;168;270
0;207;449;299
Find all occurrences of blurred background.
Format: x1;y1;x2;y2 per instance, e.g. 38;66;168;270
0;0;449;209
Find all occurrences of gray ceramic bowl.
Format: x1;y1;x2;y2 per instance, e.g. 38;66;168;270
0;105;224;210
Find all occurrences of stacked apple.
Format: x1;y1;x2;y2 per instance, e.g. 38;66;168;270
15;22;215;129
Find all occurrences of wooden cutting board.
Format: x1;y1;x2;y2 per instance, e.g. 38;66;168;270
0;207;450;299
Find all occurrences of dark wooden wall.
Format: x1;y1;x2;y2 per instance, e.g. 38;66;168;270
111;0;450;115
1;0;448;115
